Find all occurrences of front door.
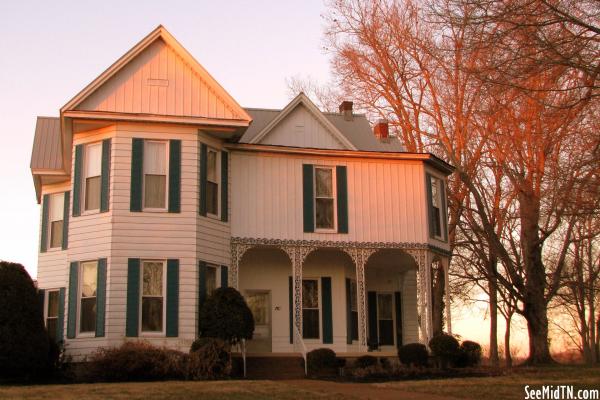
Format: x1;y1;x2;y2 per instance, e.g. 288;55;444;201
245;291;272;352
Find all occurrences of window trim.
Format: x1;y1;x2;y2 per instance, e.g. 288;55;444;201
77;260;98;337
205;147;220;219
82;142;102;214
142;140;170;212
45;289;60;340
139;259;167;336
302;277;322;341
313;166;337;233
48;192;64;250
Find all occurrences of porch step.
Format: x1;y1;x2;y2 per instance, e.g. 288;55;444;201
238;355;306;380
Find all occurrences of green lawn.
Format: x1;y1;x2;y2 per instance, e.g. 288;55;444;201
1;366;598;400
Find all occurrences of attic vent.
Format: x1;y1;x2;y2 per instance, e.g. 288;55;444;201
147;78;169;87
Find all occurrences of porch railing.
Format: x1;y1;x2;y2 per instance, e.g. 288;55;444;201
293;325;308;376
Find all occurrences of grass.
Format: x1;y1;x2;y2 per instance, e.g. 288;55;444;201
0;365;598;400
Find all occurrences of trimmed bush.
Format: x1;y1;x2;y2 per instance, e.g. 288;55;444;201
198;287;254;346
354;355;378;369
0;261;53;380
398;343;429;367
429;333;460;368
188;337;231;380
456;340;482;368
307;348;337;373
83;341;187;382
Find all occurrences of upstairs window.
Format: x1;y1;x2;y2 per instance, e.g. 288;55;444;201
46;290;59;342
314;167;336;230
49;193;64;248
206;149;219;215
430;176;442;238
79;261;97;334
144;141;168;209
84;143;102;212
141;260;164;333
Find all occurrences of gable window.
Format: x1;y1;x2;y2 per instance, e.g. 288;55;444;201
79;261;97;334
430;177;442;238
46;290;59;342
314;167;336;230
141;260;165;333
84;143;102;212
206;149;219;215
144;141;168;209
350;280;359;341
49;193;64;248
302;279;320;339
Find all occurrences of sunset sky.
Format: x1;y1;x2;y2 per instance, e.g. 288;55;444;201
0;0;535;353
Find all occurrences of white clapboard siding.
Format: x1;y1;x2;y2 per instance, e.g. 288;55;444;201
230;152;428;243
402;270;420;344
76;39;239;121
260;104;346;150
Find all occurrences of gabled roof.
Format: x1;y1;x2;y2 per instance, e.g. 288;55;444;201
61;25;252;124
246;93;357;150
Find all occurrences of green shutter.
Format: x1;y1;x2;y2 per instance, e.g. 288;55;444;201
302;164;314;232
40;195;49;253
166;259;179;337
198;261;207;334
220;265;228;288
38;289;45;320
96;258;107;337
62;191;70;250
168;140;181;213
288;276;293;344
100;139;111;212
199;143;207;216
441;179;448;241
67;262;78;339
221;151;228;222
130;139;144;212
426;173;435;238
57;287;65;342
336;166;349;233
126;258;140;337
321;277;333;344
72;144;83;217
394;292;403;348
345;278;352;344
367;291;378;349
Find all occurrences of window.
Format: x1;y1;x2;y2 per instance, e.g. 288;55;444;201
46;290;59;342
377;293;394;346
79;261;97;333
350;280;358;341
206;149;218;215
206;265;217;297
84;143;102;211
49;193;64;248
302;279;320;339
314;167;335;230
144;141;168;209
430;176;443;238
141;261;164;332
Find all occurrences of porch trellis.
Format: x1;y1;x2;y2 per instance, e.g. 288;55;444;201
230;237;450;349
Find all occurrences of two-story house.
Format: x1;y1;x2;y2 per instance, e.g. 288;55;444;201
31;26;453;360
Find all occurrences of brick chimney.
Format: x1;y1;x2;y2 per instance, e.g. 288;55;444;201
339;101;353;121
374;119;389;140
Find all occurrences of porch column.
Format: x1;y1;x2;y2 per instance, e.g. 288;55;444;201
407;249;431;345
425;251;434;342
443;257;452;335
282;246;314;344
347;248;376;351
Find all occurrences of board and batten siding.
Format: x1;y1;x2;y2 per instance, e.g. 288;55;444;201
230;152;428;243
76;39;241;121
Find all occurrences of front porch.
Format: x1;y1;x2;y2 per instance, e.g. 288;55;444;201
230;238;451;354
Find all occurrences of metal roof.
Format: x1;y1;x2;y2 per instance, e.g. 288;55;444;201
31;116;62;170
240;108;405;152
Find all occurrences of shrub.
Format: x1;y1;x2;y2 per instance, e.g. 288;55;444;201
379;357;392;370
198;287;254;346
188;337;231;380
354;355;378;369
307;348;337;373
350;364;389;380
0;261;53;380
455;340;482;368
398;343;429;367
429;333;460;368
83;341;187;382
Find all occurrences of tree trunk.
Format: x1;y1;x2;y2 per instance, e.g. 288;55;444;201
596;315;600;363
488;257;499;367
505;313;512;368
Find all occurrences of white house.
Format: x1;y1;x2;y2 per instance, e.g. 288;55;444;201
31;26;453;360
